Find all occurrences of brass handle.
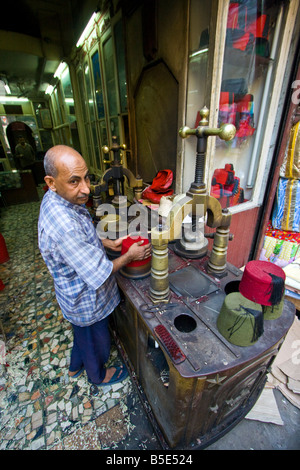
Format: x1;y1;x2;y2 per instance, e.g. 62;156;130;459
102;143;127;153
179;106;236;142
179;123;236;141
103;159;123;164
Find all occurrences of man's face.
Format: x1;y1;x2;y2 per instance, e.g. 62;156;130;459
46;152;91;206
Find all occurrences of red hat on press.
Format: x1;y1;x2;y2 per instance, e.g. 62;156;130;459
121;236;151;268
239;260;285;306
120;236;151;280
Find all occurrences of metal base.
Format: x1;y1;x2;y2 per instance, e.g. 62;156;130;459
120;262;151;279
173;238;208;259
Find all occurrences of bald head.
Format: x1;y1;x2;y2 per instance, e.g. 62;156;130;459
44;145;84;177
43;145;91;205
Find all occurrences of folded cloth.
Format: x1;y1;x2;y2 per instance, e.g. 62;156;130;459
284;259;300;282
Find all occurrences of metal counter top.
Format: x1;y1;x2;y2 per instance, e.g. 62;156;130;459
116;246;295;378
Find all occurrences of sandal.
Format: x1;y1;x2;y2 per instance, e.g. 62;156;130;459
99;366;128;387
89;366;129;396
68;367;84;379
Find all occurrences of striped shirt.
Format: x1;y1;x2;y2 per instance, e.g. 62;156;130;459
38;189;120;326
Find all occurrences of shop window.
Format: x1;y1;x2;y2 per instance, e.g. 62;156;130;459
54;88;64;126
84;61;102;169
185;0;212;191
103;37;118;120
91;48;108;166
60;67;81;153
61;67;75;122
77;68;88;123
84;62;96;123
187;0;292;211
91;50;105;120
114;20;128;114
99;120;108;147
74;18;129;172
211;0;284;208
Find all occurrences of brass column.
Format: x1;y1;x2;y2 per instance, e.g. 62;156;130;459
149;107;236;303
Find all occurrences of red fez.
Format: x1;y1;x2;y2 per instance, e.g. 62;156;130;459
239;260;285;306
121;236;151;267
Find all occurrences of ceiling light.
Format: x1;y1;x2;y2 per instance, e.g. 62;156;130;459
45;85;54;95
0;96;29;102
76;12;97;48
54;62;67;78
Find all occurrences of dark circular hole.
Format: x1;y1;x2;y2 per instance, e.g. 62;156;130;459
224;280;240;295
174;314;197;333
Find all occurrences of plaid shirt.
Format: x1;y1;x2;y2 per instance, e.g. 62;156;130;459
38;189;120;326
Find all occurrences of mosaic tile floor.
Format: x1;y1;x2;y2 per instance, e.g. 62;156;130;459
0;195;160;450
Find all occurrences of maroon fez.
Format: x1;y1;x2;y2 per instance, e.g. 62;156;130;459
239;260;286;306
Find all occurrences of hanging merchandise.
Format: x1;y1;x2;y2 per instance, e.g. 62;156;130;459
246;13;270;58
226;2;255;54
217;0;273;141
280;121;300;179
210;163;244;207
235;94;255;137
271;178;300;233
142;169;173;204
227;2;248;30
219;92;237;128
219;83;255;139
226;1;271;57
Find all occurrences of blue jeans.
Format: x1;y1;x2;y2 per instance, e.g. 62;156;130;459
69;316;111;384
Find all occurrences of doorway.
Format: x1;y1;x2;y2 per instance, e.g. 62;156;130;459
6;121;36;170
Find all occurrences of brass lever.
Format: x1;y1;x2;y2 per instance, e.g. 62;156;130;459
179;105;236;141
102;143;126;154
102;136;127;164
179;122;236;141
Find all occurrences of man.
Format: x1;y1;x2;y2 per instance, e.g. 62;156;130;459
38;145;151;394
15;136;35;169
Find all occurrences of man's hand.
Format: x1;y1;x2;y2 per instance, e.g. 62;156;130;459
111;239;152;273
127;240;152;262
102;236;127;252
